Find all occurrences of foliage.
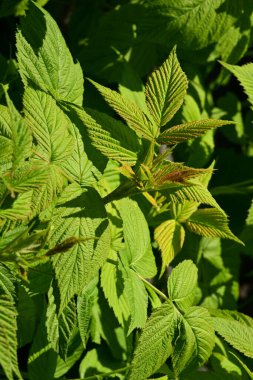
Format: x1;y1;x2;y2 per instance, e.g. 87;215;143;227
0;1;253;379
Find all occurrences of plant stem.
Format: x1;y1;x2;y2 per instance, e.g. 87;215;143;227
67;366;129;380
137;273;168;301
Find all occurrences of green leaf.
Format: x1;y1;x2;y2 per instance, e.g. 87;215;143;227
145;46;188;128
101;250;130;326
74;107;138;165
167;260;198;312
211;310;253;359
118;198;156;332
154;220;185;274
16;2;83;105
221;61;253;107
89;79;156;140
186;208;243;244
59;122;99;186
118;198;156;278
0;190;33;221
0;263;16;298
169;184;223;211
23;87;74;164
124;268;148;334
77;279;97;348
3;90;32;171
3;164;49;194
157;119;233;145
172;307;215;375
128;301;174;380
50;184;110;312
0;292;22;380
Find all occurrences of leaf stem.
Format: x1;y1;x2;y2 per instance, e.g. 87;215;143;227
136;273;168;301
67;366;129;380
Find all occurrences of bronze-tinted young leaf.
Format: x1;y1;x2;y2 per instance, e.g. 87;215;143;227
157;119;233;145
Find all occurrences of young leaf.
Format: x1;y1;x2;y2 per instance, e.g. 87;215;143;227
154;219;185;273
186;208;243;244
157;119;233;145
169;184;223;211
145;46;188;128
128;301;175;380
167;260;198;312
89;79;156;140
16;2;83;105
74;107;138;165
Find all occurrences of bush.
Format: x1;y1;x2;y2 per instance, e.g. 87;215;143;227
0;1;253;379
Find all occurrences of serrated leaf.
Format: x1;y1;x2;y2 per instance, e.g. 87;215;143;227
61;118;111;186
145;46;188;128
0;190;33;221
77;279;97;348
186;208;242;244
74;107;138;165
172;306;215;375
0;292;22;380
170;200;198;222
154;220;185;274
124;268;148;334
221;61;253;107
167;260;198;312
170;184;223;211
101;250;130;326
3;164;49;194
118;198;156;278
16;2;83;105
3;90;32;171
89;79;155;140
212;313;253;359
50;184;110;312
153;161;212;188
128;301;174;380
157;119;233;145
23;87;74;164
0;263;16;298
